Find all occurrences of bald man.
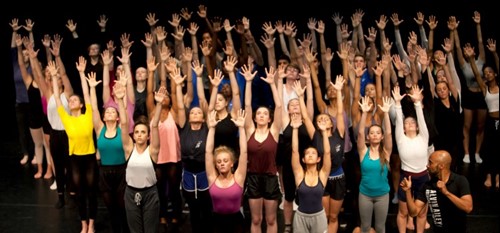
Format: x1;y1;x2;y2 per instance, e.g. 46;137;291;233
400;150;473;233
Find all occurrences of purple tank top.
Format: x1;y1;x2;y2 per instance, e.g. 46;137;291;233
209;180;243;214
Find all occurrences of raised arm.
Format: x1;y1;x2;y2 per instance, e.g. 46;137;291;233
75;56;91;105
87;71;104;134
464;44;487;96
290;113;305;186
224;56;242;114
263;67;282;138
357;96;371;160
15;35;33;89
146;56;159;118
408;85;428;140
101;50;113;104
318;113;331;186
149;86;166;163
294;80;315;139
172;67;188;128
232;109;248;185
205;110;219;185
472;11;486;62
50;34;73;97
115;82;133;160
237;64;255;136
194;59;211;114
379;96;393;159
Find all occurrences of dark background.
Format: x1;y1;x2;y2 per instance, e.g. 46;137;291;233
1;0;497;142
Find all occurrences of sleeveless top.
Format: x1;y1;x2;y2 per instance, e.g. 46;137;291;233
359;149;390;197
97;126;126;166
209;179;243;214
247;131;278;175
485;87;499;113
133;88;147;120
27;82;44;126
179;122;208;173
297;177;324;213
214;113;239;154
126;145;156;188
47;94;69;130
462;58;484;89
280;123;311;165
155;113;181;164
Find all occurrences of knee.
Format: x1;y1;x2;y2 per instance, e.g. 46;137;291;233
328;214;339;223
251;216;262;225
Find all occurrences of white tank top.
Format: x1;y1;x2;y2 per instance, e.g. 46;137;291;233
47;94;69;130
126;145;157;188
485;88;499;113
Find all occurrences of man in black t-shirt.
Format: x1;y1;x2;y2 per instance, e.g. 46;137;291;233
401;150;473;233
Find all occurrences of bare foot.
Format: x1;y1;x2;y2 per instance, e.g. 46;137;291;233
31;158;37;165
485;179;492;188
44;172;53;179
407;221;415;230
425;221;431;229
34;172;42;179
20;155;28;165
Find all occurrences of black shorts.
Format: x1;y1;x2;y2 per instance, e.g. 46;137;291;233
323;174;346;200
42;116;51;135
245;173;282;200
462;90;487;110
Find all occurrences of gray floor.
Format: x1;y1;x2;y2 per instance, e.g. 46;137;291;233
1;140;499;233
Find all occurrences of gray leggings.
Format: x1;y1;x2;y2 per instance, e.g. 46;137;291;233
358;192;389;233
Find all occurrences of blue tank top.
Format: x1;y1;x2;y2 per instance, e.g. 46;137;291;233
359;149;389;197
297;177;324;214
97;126;126;165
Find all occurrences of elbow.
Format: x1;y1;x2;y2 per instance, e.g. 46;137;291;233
465;204;473;214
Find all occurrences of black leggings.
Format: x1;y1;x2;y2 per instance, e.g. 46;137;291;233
156;162;183;221
50;129;70;195
69;154;99;220
483;117;500;176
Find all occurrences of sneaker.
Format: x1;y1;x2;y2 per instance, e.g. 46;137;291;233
392;194;399;204
463;154;470;163
475;154;483;164
50;181;57;190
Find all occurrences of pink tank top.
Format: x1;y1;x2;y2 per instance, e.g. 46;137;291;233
209;180;243;214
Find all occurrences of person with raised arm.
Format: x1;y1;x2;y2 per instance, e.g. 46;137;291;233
49;57;98;233
401;150;473;233
289;109;331;233
118;80;164;233
356;95;393;233
241;64;282;233
205;109;247;233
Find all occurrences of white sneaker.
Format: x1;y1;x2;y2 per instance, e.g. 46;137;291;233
475;154;483;164
50;181;57;190
463;154;470;163
392;194;399;204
